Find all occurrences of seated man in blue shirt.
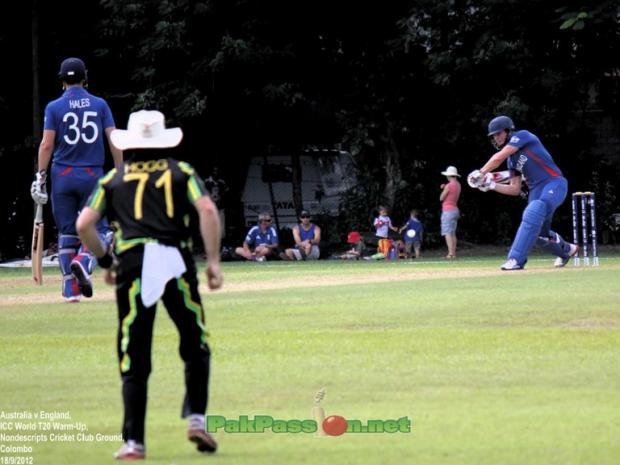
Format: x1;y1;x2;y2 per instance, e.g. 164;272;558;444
280;210;321;261
235;212;279;261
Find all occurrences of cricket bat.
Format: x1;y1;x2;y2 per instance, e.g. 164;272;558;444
31;203;44;285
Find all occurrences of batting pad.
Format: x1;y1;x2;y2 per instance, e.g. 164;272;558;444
536;231;571;258
508;200;546;265
59;234;80;275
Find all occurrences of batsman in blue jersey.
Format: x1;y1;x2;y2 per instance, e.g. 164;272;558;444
30;57;123;301
467;116;578;270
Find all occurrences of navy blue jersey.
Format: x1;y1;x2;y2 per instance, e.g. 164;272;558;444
245;225;279;247
506;130;563;189
403;218;423;242
43;87;116;167
298;223;317;242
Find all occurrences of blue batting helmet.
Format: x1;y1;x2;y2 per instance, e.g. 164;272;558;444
58;57;87;84
487;115;515;136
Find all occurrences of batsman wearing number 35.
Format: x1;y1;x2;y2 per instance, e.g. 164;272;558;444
31;57;123;302
76;110;222;460
468;115;578;271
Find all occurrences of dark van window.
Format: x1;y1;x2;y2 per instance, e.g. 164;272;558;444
262;164;293;183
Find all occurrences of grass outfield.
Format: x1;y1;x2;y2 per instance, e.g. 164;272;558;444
1;254;619;464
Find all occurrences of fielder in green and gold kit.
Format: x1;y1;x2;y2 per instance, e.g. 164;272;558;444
77;111;222;460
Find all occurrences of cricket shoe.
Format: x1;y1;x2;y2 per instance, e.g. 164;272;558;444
70;260;93;298
500;258;524;271
113;440;145;460
64;295;81;303
553;243;580;268
188;428;218;453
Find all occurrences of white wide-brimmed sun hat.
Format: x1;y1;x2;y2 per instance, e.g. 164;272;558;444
111;110;183;150
441;165;460;177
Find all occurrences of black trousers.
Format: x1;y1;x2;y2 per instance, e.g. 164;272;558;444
115;247;211;444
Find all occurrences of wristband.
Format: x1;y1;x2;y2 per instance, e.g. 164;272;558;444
98;252;114;269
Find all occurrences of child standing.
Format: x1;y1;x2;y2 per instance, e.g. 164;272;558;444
373;205;398;255
399;209;424;259
374;206;397;240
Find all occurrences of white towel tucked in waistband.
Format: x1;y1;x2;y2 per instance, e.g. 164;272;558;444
141;243;187;307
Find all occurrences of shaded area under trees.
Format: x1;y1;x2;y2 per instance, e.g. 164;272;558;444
0;0;618;258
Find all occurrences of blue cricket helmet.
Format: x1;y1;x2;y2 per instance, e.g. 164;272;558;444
58;57;87;83
487;115;515;136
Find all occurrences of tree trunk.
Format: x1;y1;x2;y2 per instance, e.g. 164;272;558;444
31;0;41;167
382;123;402;211
291;152;303;216
262;154;280;231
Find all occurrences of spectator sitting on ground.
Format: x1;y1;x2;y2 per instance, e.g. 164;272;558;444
235;212;279;261
280;210;321;260
335;231;366;260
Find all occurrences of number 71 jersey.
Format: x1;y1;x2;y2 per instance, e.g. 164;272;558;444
86;158;209;253
44;87;116;167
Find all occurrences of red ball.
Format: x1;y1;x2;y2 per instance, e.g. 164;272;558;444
322;415;348;436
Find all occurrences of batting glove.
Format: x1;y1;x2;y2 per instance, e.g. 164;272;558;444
477;173;497;192
30;170;48;205
467;170;484;188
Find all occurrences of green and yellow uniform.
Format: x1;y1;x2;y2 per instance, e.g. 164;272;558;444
87;157;212;445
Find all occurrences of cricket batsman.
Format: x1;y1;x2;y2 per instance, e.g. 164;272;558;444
467;115;578;270
31;57;123;301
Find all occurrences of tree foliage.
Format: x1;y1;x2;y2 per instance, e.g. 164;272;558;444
0;0;618;258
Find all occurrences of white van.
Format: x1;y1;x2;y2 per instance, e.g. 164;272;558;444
241;149;356;228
